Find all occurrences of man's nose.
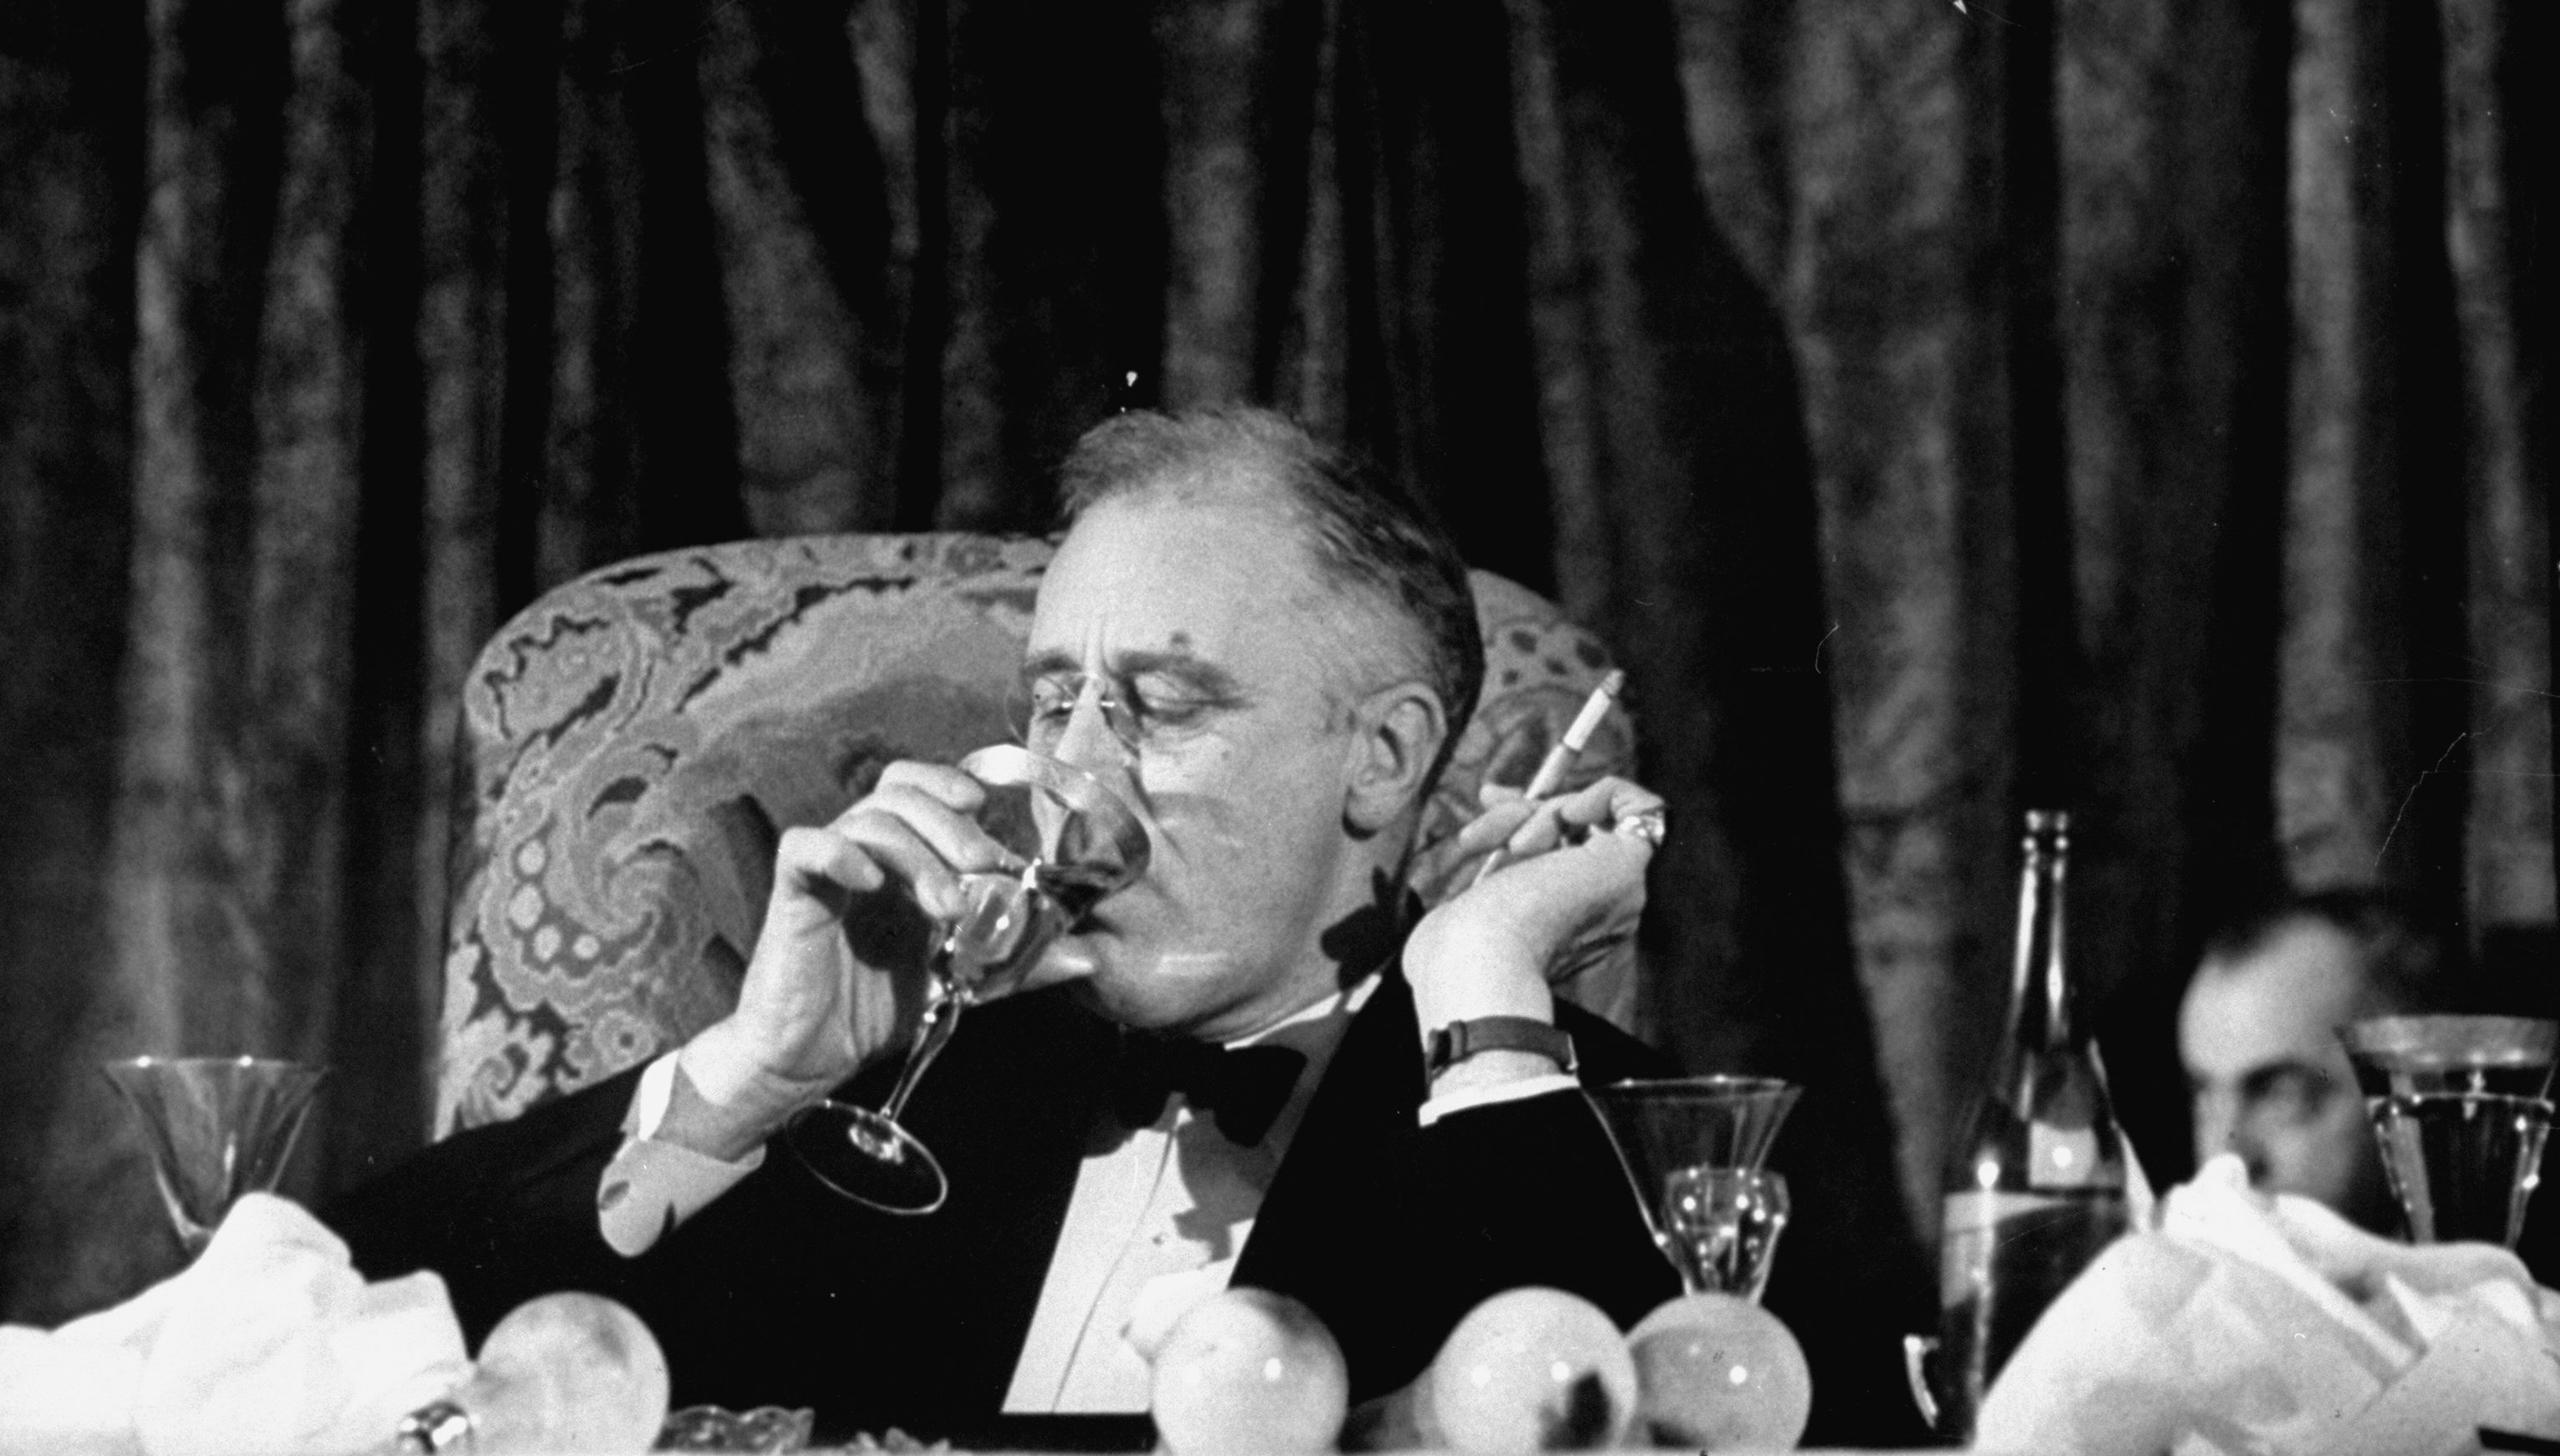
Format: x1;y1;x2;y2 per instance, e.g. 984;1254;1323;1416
2193;1095;2256;1178
1050;676;1129;774
2219;1108;2277;1188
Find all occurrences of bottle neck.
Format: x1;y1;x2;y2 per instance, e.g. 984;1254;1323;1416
2000;812;2073;1065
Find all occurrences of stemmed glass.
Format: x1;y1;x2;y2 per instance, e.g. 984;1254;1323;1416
785;744;1150;1215
1592;1075;1801;1299
2338;1014;2558;1247
99;1054;327;1257
1598;1076;1811;1452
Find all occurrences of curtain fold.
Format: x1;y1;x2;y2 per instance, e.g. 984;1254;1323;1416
2282;0;2424;893
1757;0;2024;1236
0;3;143;1322
0;12;2551;1432
701;0;897;535
2441;0;2554;940
405;0;507;1222
2052;0;2293;1184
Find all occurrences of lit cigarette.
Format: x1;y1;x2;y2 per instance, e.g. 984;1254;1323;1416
1470;670;1625;887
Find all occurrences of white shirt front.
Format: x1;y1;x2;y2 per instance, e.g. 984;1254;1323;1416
999;976;1373;1412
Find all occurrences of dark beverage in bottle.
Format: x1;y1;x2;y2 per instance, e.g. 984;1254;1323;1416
1930;810;2130;1439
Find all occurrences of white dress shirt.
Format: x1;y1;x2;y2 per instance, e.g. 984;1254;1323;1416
999;976;1373;1411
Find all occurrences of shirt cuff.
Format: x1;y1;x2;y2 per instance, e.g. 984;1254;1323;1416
1417;1073;1582;1127
597;1052;765;1257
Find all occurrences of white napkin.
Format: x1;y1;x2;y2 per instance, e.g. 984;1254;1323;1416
0;1194;469;1456
0;1271;182;1455
1973;1154;2560;1456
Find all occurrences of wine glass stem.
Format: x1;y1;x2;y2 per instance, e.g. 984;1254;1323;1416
875;982;965;1125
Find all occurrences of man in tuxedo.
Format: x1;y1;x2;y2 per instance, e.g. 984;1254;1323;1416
332;406;1679;1438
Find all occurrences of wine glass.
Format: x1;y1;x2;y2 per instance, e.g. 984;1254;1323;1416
1595;1077;1810;1452
785;744;1149;1214
99;1055;327;1257
1591;1076;1800;1298
2339;1014;2559;1247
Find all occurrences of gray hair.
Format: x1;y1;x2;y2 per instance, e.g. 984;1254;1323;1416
1055;406;1482;788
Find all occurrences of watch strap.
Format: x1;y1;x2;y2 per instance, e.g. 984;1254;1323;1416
1425;1015;1577;1078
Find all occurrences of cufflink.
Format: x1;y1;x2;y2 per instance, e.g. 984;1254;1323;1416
393;1400;473;1453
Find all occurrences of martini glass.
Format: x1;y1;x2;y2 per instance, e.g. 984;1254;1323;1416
785;744;1149;1214
99;1055;326;1257
1592;1076;1801;1298
2339;1014;2558;1247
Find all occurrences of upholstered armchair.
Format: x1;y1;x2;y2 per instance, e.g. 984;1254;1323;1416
434;534;1634;1137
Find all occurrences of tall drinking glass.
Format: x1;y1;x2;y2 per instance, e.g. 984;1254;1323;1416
785;745;1148;1215
1592;1076;1801;1299
100;1055;327;1257
2339;1014;2558;1247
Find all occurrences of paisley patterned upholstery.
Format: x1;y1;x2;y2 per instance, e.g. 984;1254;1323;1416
435;535;1633;1137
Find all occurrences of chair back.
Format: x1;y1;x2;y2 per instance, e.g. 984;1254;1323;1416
437;534;1633;1135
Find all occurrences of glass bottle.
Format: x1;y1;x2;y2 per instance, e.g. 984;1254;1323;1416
1932;809;2129;1439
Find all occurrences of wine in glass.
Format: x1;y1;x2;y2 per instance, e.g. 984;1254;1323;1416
785;743;1149;1214
2339;1014;2558;1247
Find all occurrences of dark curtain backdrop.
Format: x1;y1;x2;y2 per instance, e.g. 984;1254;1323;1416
3;0;2552;1418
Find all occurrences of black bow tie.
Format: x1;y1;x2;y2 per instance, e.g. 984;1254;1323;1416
1108;1034;1309;1147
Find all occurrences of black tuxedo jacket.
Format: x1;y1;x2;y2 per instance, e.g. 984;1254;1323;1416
329;972;1679;1439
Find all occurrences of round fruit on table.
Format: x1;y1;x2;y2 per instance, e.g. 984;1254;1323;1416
1427;1286;1638;1453
1628;1291;1811;1451
1149;1286;1349;1455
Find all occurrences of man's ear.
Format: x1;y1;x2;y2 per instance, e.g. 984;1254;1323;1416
1343;680;1448;835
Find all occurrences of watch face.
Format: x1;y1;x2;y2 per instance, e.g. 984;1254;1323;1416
1427;1027;1461;1071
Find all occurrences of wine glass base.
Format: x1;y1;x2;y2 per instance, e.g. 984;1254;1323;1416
785;1102;948;1215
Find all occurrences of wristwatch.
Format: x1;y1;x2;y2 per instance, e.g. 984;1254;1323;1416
1425;1016;1577;1078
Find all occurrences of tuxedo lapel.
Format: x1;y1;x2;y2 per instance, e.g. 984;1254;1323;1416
1230;972;1450;1398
